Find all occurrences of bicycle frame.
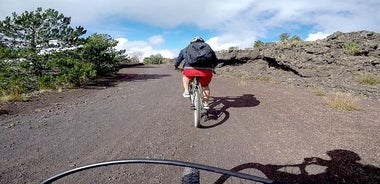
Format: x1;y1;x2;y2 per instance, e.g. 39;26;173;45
189;77;200;105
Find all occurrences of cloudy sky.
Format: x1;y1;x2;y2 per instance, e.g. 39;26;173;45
0;0;379;60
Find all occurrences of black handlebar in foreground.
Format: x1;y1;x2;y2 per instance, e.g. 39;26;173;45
41;159;279;184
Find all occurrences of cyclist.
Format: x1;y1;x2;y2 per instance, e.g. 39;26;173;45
174;36;218;109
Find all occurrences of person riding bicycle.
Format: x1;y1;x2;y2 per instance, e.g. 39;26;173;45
174;36;218;109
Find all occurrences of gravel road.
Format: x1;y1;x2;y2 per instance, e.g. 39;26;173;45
1;65;379;183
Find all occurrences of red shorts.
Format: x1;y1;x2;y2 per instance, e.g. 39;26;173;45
183;69;213;87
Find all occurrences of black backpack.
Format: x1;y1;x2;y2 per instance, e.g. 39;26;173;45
185;42;214;65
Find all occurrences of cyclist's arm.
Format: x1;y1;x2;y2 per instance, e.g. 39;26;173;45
174;49;186;68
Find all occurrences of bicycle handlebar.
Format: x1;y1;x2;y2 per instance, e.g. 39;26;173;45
41;158;276;184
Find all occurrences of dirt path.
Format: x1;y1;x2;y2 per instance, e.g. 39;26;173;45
1;65;379;183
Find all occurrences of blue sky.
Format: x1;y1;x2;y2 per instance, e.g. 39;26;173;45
0;0;379;61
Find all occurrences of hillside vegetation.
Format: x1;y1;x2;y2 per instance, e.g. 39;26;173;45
216;31;380;100
0;7;127;101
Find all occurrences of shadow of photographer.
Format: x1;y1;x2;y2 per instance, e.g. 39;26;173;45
200;94;260;129
215;149;380;184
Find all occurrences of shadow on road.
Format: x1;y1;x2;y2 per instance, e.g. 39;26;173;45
118;63;159;69
215;149;380;184
116;64;171;82
200;94;260;129
116;73;171;82
84;64;170;88
84;73;171;89
0;109;9;116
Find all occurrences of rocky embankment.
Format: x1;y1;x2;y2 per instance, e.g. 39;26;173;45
216;31;380;100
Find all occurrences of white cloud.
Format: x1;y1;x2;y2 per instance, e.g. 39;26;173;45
305;32;330;41
207;37;236;51
148;35;164;45
115;37;176;62
207;33;255;51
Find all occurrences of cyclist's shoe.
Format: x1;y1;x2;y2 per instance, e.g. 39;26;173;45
203;102;210;110
182;91;190;98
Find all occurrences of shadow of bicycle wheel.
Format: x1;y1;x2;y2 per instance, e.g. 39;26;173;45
199;109;230;129
199;94;259;129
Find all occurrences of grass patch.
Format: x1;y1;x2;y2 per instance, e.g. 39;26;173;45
237;71;250;80
311;88;325;96
343;42;361;55
355;72;380;85
238;72;250;87
0;94;28;102
325;93;358;111
238;80;248;87
257;76;272;82
38;89;54;93
1;87;29;102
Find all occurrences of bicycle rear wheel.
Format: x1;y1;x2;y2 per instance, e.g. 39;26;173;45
193;87;201;128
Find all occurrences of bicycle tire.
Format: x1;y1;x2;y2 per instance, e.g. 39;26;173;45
189;83;194;105
193;86;201;128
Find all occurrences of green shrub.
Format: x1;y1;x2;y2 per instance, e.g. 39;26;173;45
0;76;37;101
8;78;31;100
51;58;96;87
289;35;302;42
0;61;37;100
143;54;164;64
279;33;290;43
279;33;302;43
82;33;125;76
343;42;361;55
253;40;264;48
37;75;60;90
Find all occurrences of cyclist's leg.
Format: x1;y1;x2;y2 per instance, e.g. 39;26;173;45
182;75;190;92
202;86;210;102
199;70;213;108
183;69;195;97
200;85;210;110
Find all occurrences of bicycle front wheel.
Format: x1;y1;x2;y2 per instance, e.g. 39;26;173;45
193;88;201;128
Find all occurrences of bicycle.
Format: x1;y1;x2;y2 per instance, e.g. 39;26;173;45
41;158;284;184
189;76;207;128
175;67;209;128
